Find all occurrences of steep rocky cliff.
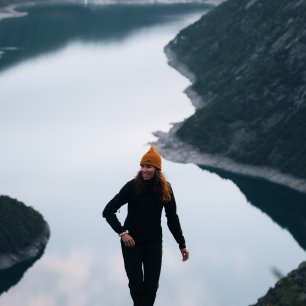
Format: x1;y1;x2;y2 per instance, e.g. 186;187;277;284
162;0;306;184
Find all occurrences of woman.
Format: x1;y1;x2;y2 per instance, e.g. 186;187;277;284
102;146;189;306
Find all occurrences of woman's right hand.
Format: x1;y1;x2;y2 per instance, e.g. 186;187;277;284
121;233;136;247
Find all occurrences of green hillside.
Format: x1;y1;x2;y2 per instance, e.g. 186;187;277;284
167;0;306;179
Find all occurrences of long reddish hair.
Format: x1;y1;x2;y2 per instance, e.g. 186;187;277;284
135;169;172;203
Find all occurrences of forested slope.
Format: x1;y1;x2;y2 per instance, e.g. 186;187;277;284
167;0;306;179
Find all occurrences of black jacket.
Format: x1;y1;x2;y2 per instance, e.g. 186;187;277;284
102;179;186;249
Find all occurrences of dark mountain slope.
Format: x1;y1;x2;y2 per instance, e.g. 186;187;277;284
166;0;306;179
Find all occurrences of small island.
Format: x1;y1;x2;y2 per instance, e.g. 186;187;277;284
0;195;50;294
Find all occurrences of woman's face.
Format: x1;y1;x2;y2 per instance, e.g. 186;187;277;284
140;164;156;180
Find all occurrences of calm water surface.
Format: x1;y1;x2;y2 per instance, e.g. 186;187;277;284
0;4;305;306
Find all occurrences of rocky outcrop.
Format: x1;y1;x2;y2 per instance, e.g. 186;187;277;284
251;262;306;306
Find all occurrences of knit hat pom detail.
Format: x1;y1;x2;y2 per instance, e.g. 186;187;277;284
140;146;162;170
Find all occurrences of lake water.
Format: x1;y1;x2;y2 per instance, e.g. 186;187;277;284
0;3;305;306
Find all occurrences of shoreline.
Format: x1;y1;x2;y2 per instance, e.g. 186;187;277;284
152;46;306;194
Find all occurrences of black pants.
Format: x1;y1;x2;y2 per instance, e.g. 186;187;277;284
121;242;162;306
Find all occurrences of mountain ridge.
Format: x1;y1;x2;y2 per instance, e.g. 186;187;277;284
153;0;306;193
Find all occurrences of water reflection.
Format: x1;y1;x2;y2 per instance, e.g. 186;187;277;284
0;2;212;72
200;165;306;251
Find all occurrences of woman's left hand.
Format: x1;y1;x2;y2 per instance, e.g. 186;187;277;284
121;233;136;248
180;248;189;262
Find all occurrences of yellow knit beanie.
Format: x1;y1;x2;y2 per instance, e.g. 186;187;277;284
140;146;162;170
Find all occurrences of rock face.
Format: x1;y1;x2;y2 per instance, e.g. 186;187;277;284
251;262;306;306
160;0;306;185
0;195;50;294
